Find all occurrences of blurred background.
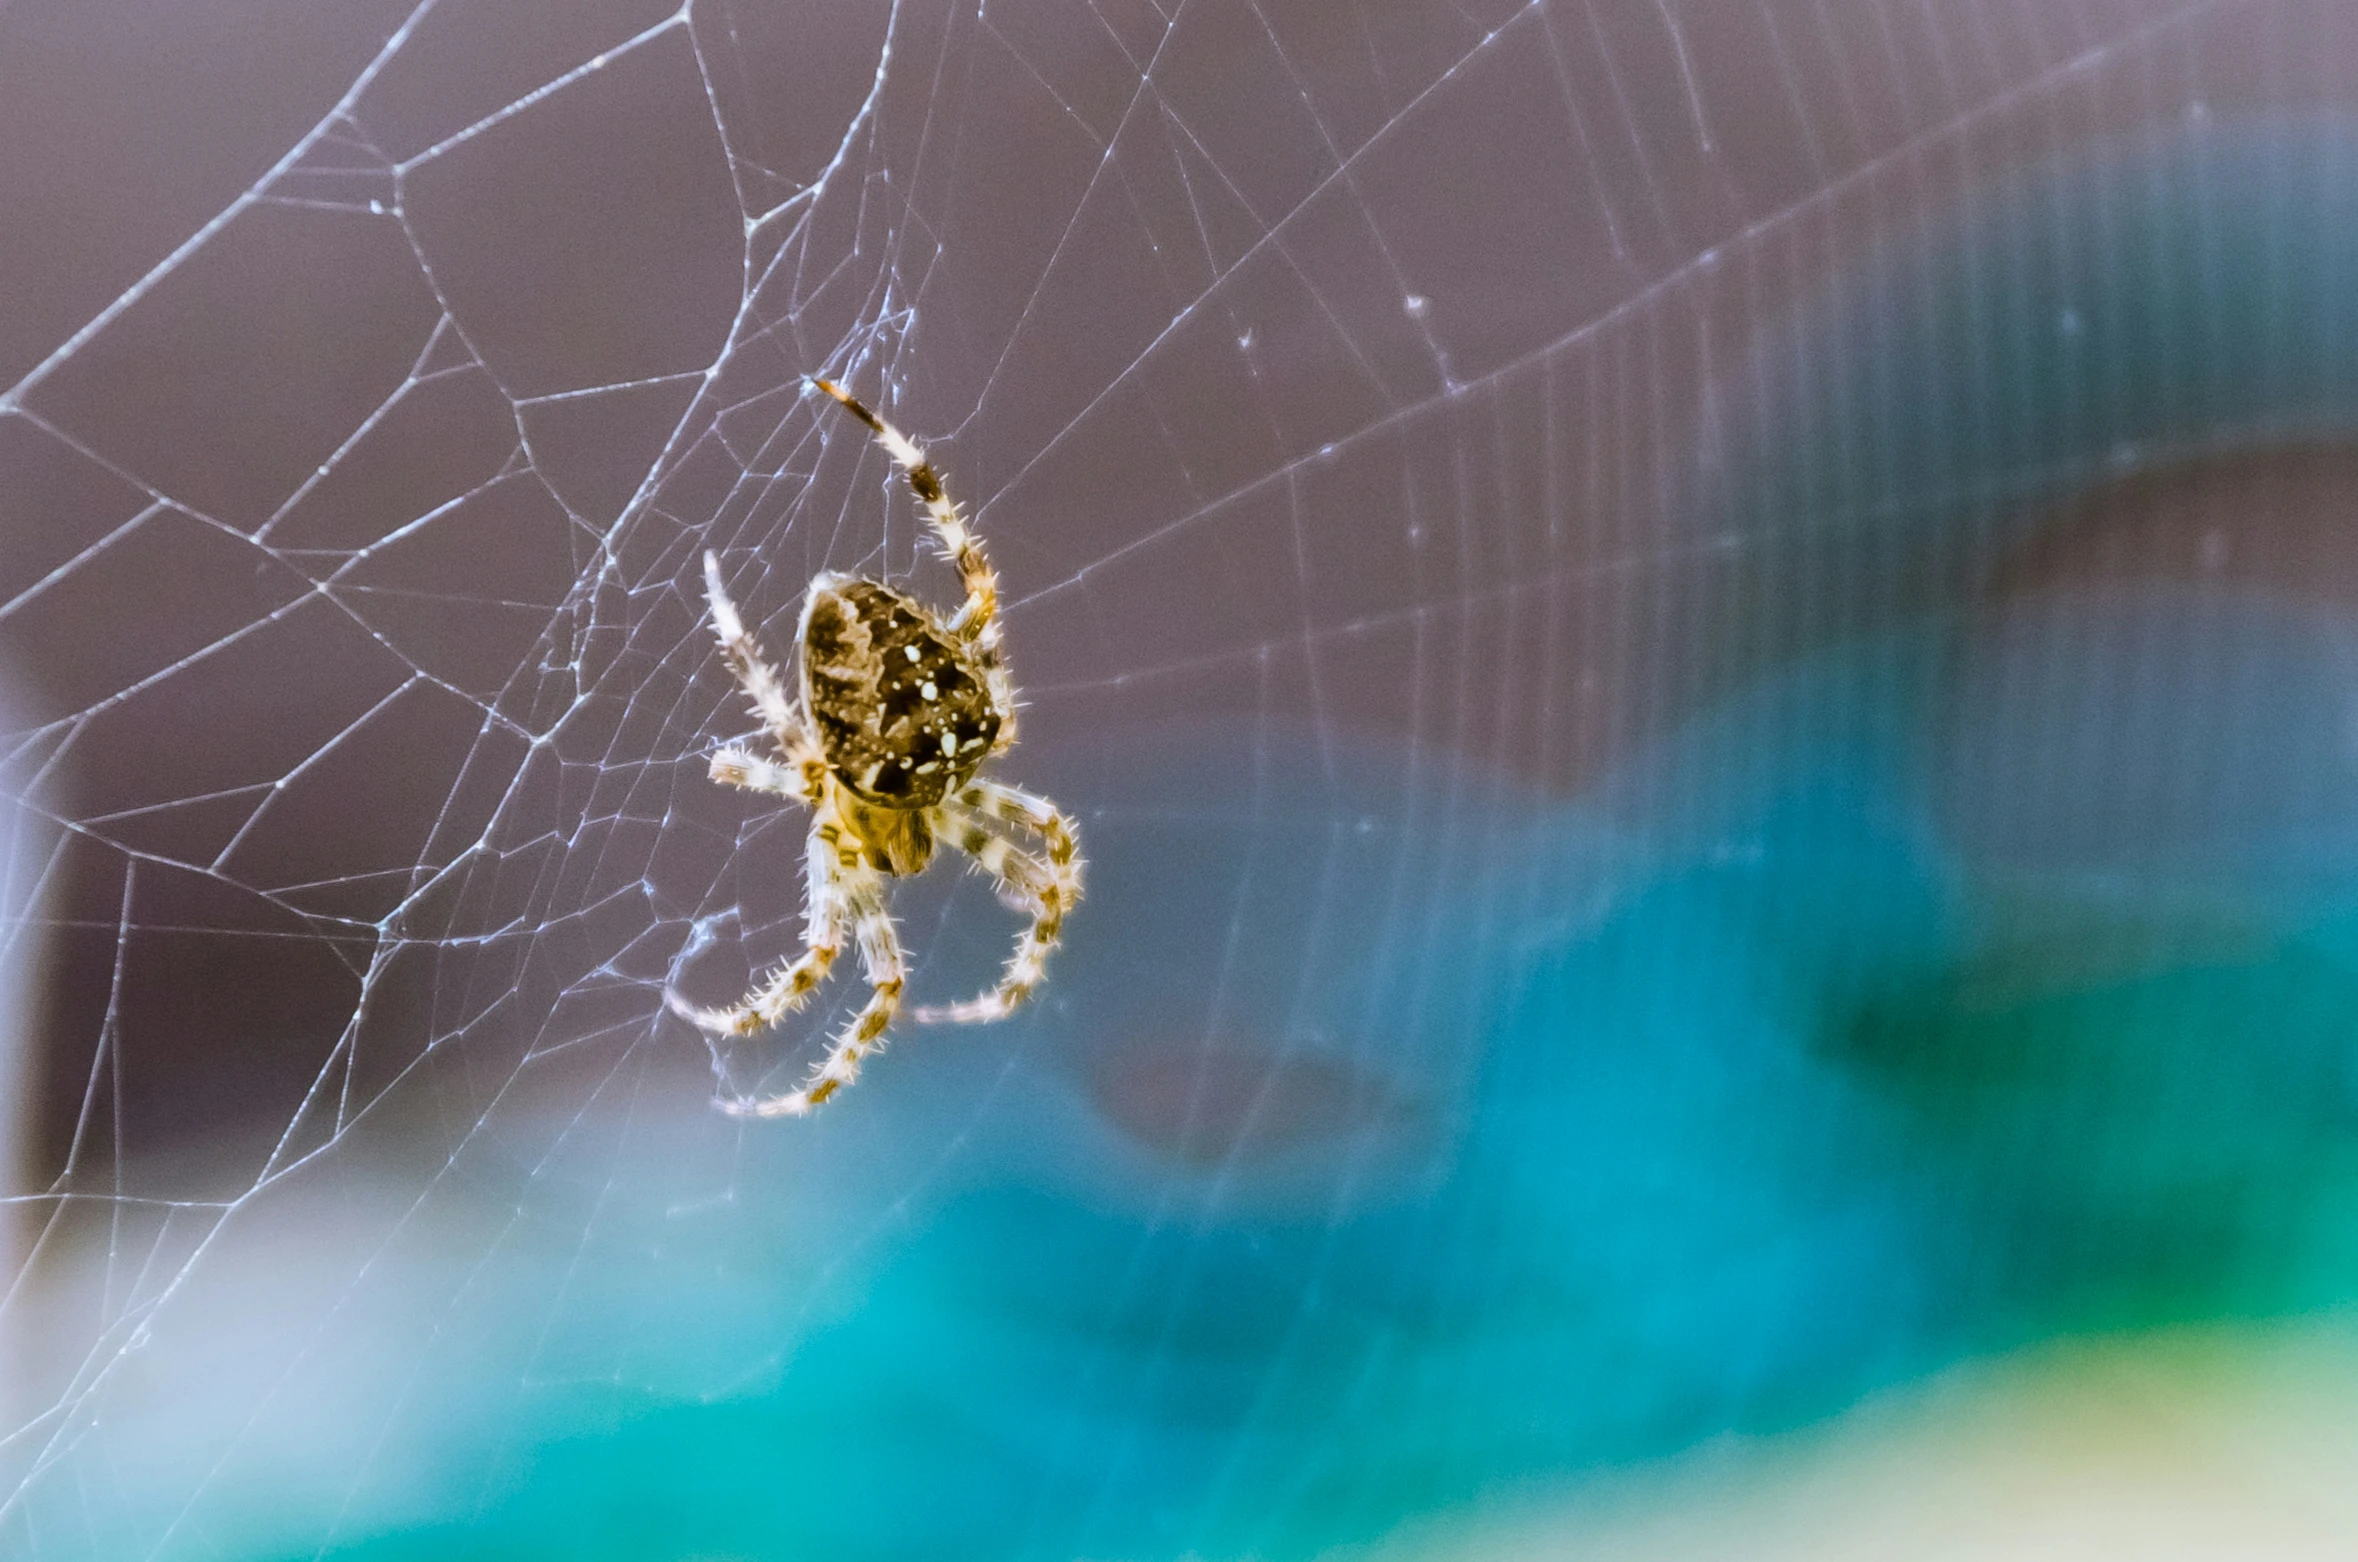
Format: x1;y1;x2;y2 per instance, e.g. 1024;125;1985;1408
4;0;2358;1556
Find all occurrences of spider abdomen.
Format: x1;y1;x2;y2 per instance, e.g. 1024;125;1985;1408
801;576;1000;810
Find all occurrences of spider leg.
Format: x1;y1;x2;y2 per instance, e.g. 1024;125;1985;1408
809;378;1014;730
722;845;907;1117
702;550;829;793
709;745;816;800
951;778;1081;872
910;793;1082;1026
669;813;852;1038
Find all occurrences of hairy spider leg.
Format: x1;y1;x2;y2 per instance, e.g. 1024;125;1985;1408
706;745;819;803
809;379;1015;744
669;815;849;1037
703;551;830;790
724;845;907;1117
669;551;847;1042
954;777;1080;871
909;791;1082;1026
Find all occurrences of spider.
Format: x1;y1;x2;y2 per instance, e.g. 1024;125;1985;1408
669;378;1083;1116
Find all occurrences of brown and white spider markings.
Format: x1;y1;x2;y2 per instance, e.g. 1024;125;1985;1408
670;378;1083;1116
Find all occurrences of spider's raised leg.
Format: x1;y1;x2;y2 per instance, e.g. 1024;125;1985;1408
702;550;829;791
911;789;1082;1026
670;814;850;1038
723;847;907;1117
809;379;1013;734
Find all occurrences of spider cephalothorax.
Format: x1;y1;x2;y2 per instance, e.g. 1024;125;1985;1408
668;378;1082;1116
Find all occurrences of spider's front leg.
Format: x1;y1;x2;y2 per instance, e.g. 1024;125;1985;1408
809;378;1010;697
702;550;829;796
708;746;817;801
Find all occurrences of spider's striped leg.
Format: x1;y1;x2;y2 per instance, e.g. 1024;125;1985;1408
708;745;814;800
809;377;1005;657
952;778;1081;874
670;814;850;1038
702;550;829;793
910;796;1081;1026
722;847;907;1117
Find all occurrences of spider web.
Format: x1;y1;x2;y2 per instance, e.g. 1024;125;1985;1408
5;0;2358;1556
